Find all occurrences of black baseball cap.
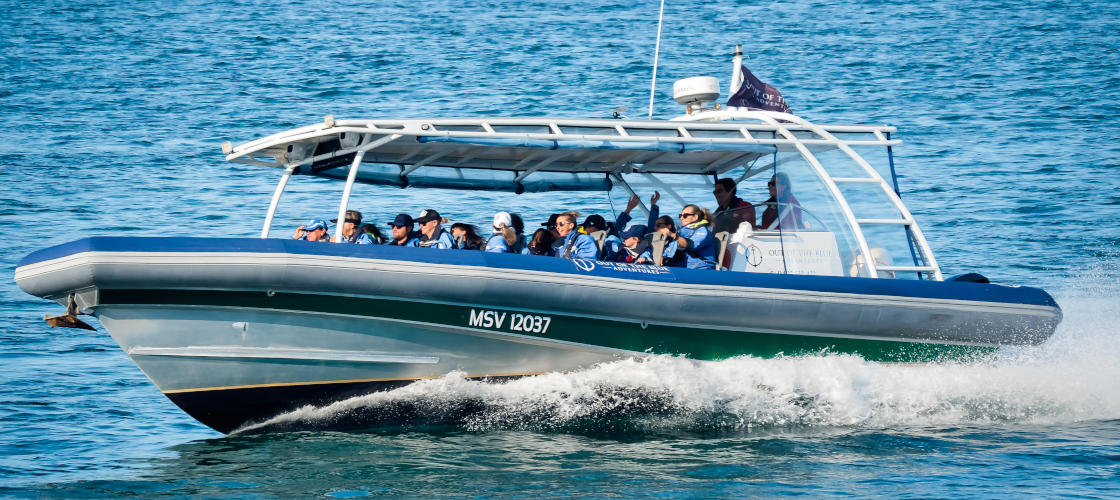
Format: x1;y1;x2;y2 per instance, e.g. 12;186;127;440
540;213;560;228
388;213;414;227
415;209;441;224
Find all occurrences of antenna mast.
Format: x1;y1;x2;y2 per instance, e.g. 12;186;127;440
647;0;666;120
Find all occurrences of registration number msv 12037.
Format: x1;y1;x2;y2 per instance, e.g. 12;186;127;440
468;308;552;334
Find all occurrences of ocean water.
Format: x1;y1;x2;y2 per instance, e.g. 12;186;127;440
2;0;1119;496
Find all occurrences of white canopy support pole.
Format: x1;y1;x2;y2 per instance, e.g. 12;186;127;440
330;133;402;243
639;172;688;206
776;128;880;278
613;174;649;217
333;149;367;242
800;124;943;280
261;165;296;238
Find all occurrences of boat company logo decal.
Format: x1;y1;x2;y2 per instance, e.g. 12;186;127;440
572;259;671;276
469;308;552;335
748;244;763;267
572;259;596;272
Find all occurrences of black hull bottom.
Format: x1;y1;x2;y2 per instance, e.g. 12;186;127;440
165;376;521;434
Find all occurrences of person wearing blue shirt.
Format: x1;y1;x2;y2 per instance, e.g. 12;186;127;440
386;213;419;247
550;213;597;260
658;204;716;269
415;209;455;249
292;218;330;242
614;224;653;264
484;211;516;253
580;214;621;261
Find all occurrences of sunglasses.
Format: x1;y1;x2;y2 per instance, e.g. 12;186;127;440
768;181;776;186
712;188;725;194
679;212;696;218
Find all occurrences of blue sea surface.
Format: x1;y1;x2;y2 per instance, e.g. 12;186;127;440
2;0;1119;497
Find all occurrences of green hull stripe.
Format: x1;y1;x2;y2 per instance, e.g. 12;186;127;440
97;289;996;363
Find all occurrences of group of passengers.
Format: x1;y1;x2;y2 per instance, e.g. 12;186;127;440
292;174;802;271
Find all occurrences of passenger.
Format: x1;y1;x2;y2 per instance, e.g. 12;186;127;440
292;219;330;242
386;213;419;247
615;224;653;264
332;210;376;244
712;178;757;232
415;209;455;249
580;214;622;260
652;215;682;266
550;213;598;259
484;211;518;253
658;204;717;269
645;191;681;266
451;223;485;250
760;172;805;230
522;228;556;256
508;213;526;253
359;223;386;244
540;213;560;237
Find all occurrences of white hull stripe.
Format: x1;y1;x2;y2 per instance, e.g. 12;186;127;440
127;346;440;364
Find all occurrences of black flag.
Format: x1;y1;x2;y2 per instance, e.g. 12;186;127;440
727;65;792;113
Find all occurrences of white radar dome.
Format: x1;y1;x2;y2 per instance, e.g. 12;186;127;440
673;76;720;106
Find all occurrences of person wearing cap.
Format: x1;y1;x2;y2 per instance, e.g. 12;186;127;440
292;219;330;242
386;213;419;247
484;211;517;253
415;209;455;249
580;213;622;261
331;210;375;245
550;213;597;260
614;224;653;264
540;213;560;238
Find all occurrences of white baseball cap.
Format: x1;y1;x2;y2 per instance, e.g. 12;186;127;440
492;211;512;229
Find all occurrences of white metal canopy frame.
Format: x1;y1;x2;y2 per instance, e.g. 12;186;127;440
223;110;942;280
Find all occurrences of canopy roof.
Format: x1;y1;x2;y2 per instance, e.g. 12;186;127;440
224;114;898;193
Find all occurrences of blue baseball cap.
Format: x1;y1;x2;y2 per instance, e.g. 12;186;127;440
389;213;414;227
303;219;329;232
620;224;647;240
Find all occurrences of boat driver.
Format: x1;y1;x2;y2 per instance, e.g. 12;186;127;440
415;209;455;249
712;178;756;233
332;209;375;244
292;219;330;242
386;213;419;247
550;213;597;260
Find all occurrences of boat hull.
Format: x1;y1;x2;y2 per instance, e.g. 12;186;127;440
16;237;1062;432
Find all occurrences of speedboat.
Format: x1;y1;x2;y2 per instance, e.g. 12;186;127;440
15;55;1061;433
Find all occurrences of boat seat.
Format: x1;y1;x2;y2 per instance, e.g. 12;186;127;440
714;231;730;270
848;247;894;278
588;230;607;258
647;231;669;266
